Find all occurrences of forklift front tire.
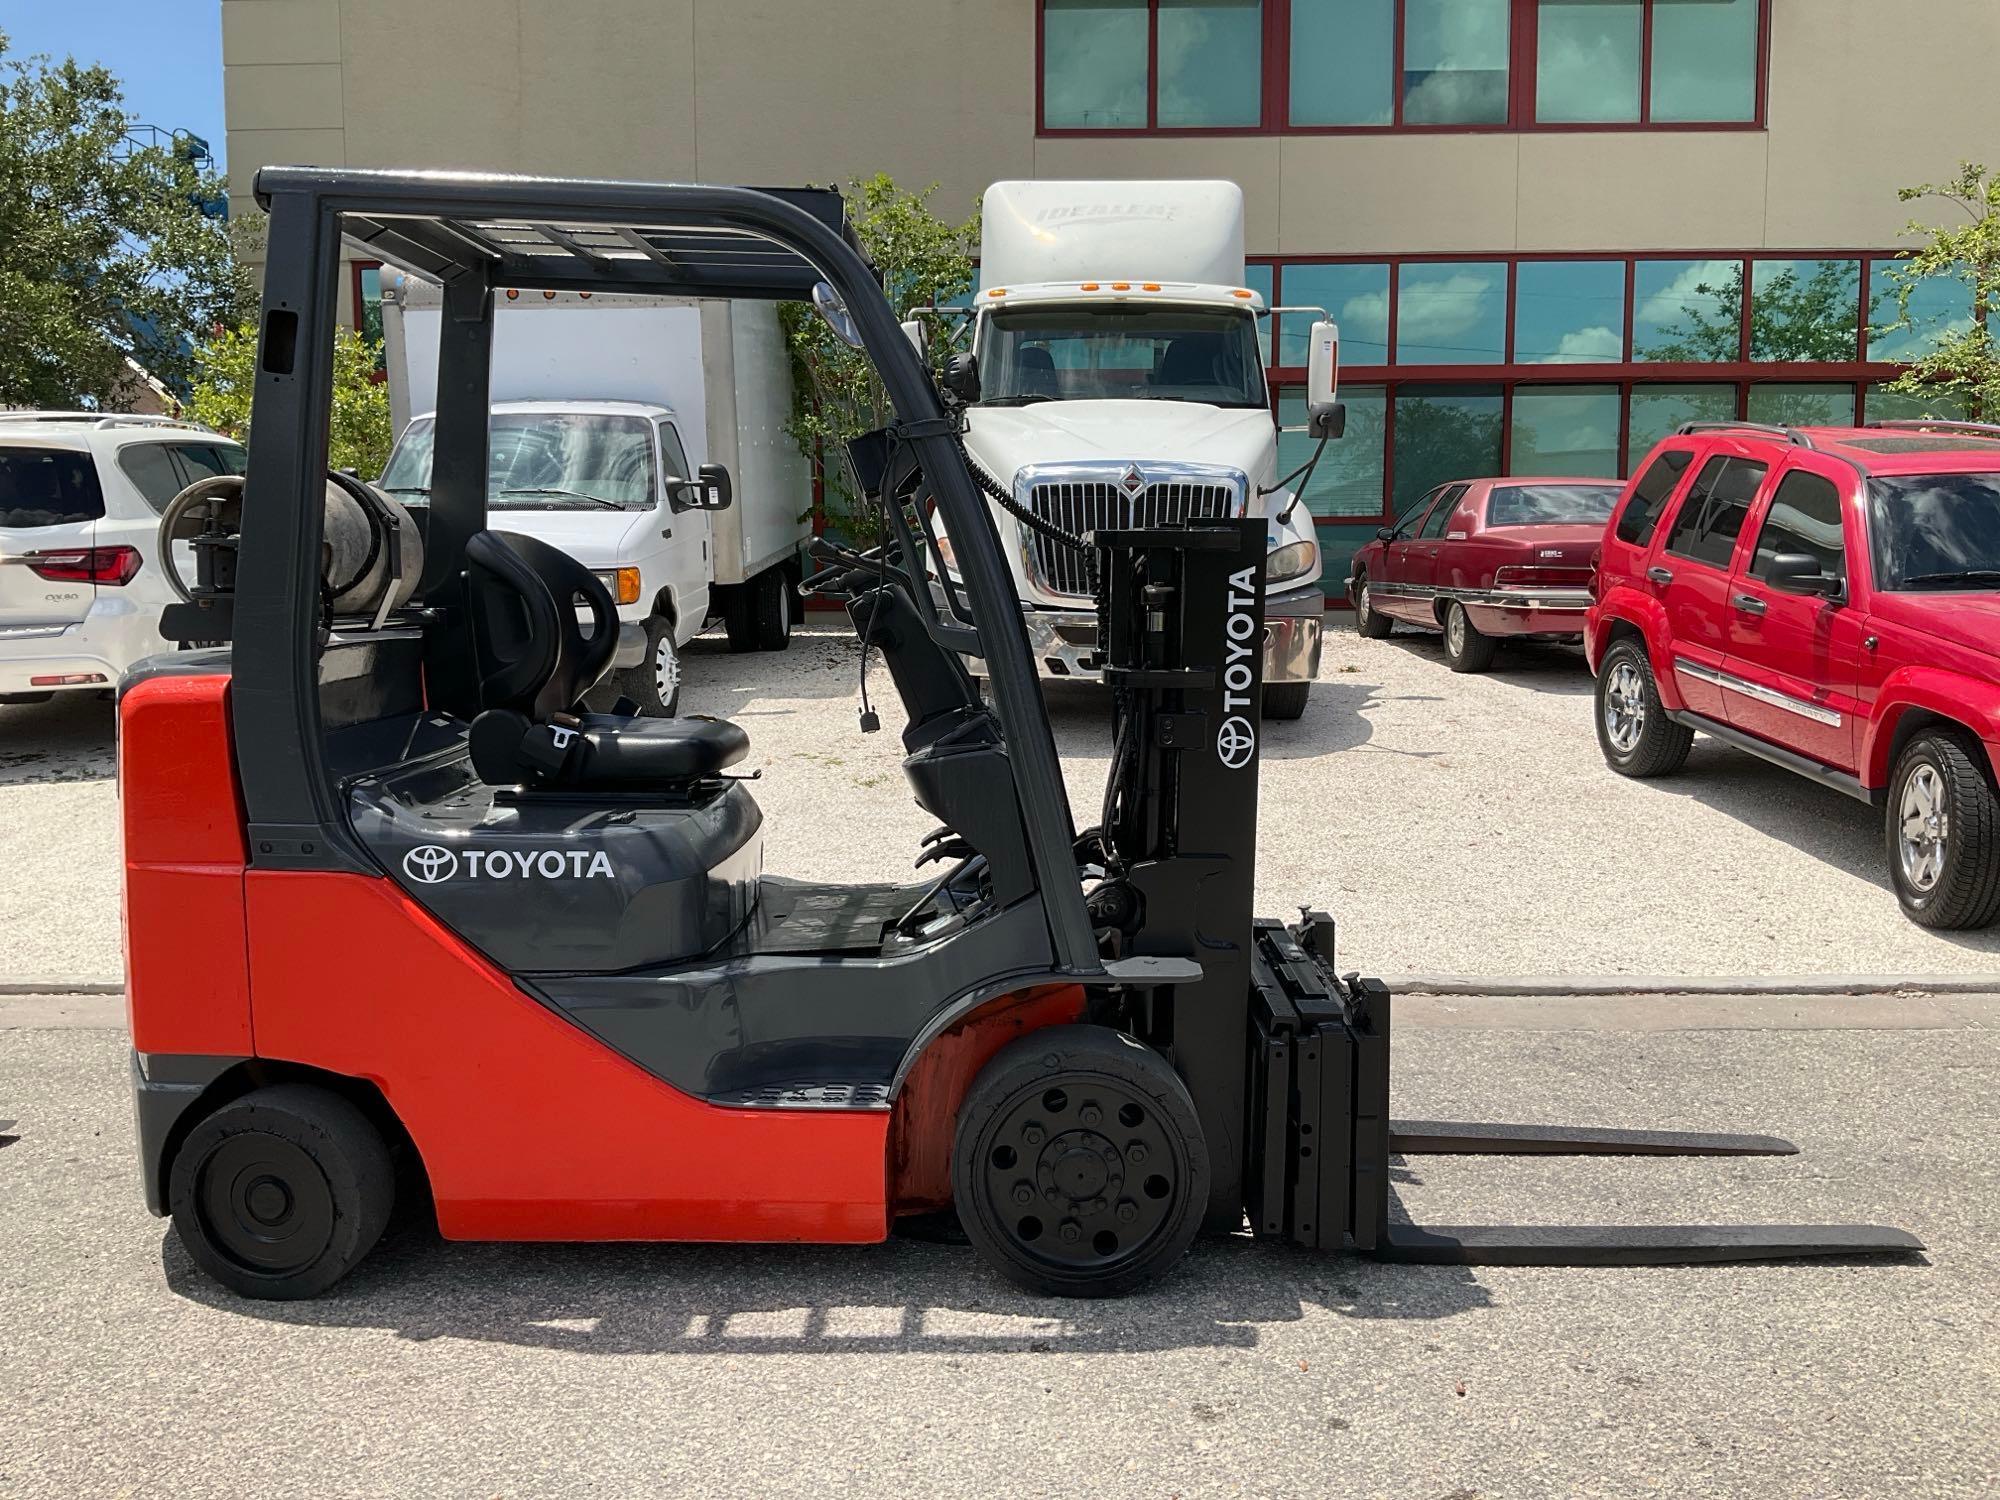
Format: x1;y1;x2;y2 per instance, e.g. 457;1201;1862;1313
167;1083;395;1301
952;1025;1209;1299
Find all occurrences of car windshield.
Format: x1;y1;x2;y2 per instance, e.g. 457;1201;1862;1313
977;306;1266;408
378;413;656;509
1868;473;2000;591
1487;484;1622;527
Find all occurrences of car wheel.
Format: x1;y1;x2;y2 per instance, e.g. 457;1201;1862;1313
620;615;682;716
753;568;792;651
953;1025;1208;1299
1441;600;1498;674
1352;573;1392;639
1262;682;1311;721
168;1084;394;1301
1594;638;1692;778
1886;730;2000;930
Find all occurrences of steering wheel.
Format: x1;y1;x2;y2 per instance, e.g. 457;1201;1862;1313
156;474;247;605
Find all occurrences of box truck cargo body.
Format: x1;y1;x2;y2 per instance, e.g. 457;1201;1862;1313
379;273;811;713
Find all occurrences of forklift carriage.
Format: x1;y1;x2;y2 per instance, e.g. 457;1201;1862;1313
121;167;1920;1300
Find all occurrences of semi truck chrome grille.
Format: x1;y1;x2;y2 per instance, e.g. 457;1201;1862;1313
1027;480;1238;597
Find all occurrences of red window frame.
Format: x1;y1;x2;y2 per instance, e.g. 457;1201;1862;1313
1260;248;1906;527
1034;0;1772;137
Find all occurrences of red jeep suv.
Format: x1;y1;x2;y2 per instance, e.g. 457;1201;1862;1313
1587;420;2000;930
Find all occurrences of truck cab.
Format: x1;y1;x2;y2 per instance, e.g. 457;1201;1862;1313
936;181;1339;719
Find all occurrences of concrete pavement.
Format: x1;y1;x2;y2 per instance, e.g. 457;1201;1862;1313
2;994;1993;1498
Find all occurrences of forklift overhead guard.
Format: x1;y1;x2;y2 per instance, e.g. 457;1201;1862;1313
120;167;1921;1301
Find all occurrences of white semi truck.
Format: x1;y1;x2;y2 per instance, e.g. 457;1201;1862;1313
929;180;1341;719
377;274;811;714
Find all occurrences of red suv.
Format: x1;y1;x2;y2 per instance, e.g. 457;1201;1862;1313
1587;420;2000;930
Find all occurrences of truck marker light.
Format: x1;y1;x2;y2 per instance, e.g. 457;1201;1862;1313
987;288;1007;298
505;288;520;300
1080;282;1100;290
1142;282;1161;291
1111;281;1130;290
543;291;557;300
1232;289;1253;299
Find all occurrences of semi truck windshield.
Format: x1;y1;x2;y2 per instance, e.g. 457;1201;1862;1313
978;307;1266;408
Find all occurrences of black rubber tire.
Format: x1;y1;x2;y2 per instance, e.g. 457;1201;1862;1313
952;1025;1208;1299
1441;600;1498;674
1885;730;2000;930
753;568;792;651
168;1083;394;1300
722;587;757;652
620;615;681;716
1352;571;1392;638
1594;637;1693;778
1262;681;1311;721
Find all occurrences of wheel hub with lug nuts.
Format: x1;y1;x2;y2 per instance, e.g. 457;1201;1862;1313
981;1078;1180;1269
1446;605;1465;654
1604;660;1646;754
1898;764;1950;893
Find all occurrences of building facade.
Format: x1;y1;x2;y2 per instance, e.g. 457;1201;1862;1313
223;0;2000;593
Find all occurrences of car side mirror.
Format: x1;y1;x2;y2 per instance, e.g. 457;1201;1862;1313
669;463;733;512
944;352;980;403
1765;552;1841;599
1376;525;1396;542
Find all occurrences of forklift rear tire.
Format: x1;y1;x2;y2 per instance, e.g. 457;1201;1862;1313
168;1083;394;1301
1262;682;1311;721
953;1025;1208;1298
753;567;792;651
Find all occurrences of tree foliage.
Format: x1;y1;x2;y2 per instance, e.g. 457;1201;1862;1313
1637;261;1863;364
1878;162;2000;420
778;175;978;525
188;323;393;478
0;30;243;409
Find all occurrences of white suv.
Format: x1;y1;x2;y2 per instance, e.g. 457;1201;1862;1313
0;413;245;703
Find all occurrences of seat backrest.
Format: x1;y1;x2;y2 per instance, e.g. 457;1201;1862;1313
464;529;618;720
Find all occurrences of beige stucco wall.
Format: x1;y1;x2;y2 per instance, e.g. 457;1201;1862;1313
225;0;2000;256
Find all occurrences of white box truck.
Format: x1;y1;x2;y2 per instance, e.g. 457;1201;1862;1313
377;272;811;714
927;180;1342;719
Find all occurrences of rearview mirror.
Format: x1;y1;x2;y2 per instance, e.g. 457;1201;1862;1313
1306;318;1342;437
1765;552;1841;599
669;463;733;512
811;281;864;349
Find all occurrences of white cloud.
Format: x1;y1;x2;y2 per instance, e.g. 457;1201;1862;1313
1518;324;1623;364
1396;271;1503;359
1636;259;1740;330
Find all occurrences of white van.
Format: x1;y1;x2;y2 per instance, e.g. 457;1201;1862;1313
379;278;811;713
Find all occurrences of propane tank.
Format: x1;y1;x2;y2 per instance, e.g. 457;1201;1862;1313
321;473;424;618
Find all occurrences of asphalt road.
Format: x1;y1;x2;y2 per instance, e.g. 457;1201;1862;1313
7;620;2000;982
2;996;1993;1499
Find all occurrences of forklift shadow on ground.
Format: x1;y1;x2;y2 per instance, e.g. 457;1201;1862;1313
158;1221;1495;1356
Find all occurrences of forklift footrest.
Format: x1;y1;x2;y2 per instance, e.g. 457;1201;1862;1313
1374;1222;1925;1267
1389;1120;1799;1157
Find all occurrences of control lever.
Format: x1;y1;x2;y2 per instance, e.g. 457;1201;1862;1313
916;836;974;869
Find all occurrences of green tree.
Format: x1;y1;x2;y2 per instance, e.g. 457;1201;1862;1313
0;30;241;409
1877;162;2000;420
188;322;392;477
779;175;978;525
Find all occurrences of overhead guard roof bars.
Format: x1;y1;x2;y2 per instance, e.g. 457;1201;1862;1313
254;166;875;299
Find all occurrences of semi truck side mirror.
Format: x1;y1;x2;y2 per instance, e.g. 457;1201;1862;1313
1305;317;1343;438
900;319;927;357
944;353;981;403
669;464;734;512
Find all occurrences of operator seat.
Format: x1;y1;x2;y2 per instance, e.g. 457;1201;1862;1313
461;529;747;790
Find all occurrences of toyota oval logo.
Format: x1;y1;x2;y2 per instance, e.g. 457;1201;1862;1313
1216;715;1256;769
402;844;459;884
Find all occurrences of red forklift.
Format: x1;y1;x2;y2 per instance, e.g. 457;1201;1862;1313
123;167;1920;1299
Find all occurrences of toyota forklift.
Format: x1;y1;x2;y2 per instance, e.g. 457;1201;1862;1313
122;167;1920;1300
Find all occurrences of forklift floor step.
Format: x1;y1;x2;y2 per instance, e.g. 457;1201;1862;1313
706;1081;893;1110
1374;1222;1927;1267
1389;1120;1800;1157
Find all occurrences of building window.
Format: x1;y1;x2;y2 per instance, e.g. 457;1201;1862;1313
1750;259;1861;363
1042;0;1262;130
1746;383;1856;428
1279;384;1387;515
1392;386;1504;510
1042;0;1770;133
1402;0;1511;125
1868;260;1974;362
1626;383;1735;467
1396;261;1506;364
1510;384;1622;476
1280;261;1390;364
1514;259;1625;363
1633;259;1744;362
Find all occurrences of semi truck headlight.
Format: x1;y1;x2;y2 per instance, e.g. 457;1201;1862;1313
1266;539;1319;585
593;567;642;605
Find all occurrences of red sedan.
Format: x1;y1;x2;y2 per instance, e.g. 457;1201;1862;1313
1345;477;1622;672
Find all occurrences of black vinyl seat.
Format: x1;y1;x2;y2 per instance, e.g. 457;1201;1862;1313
463;529;748;790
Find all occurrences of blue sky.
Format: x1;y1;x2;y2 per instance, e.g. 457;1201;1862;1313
2;1;227;169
